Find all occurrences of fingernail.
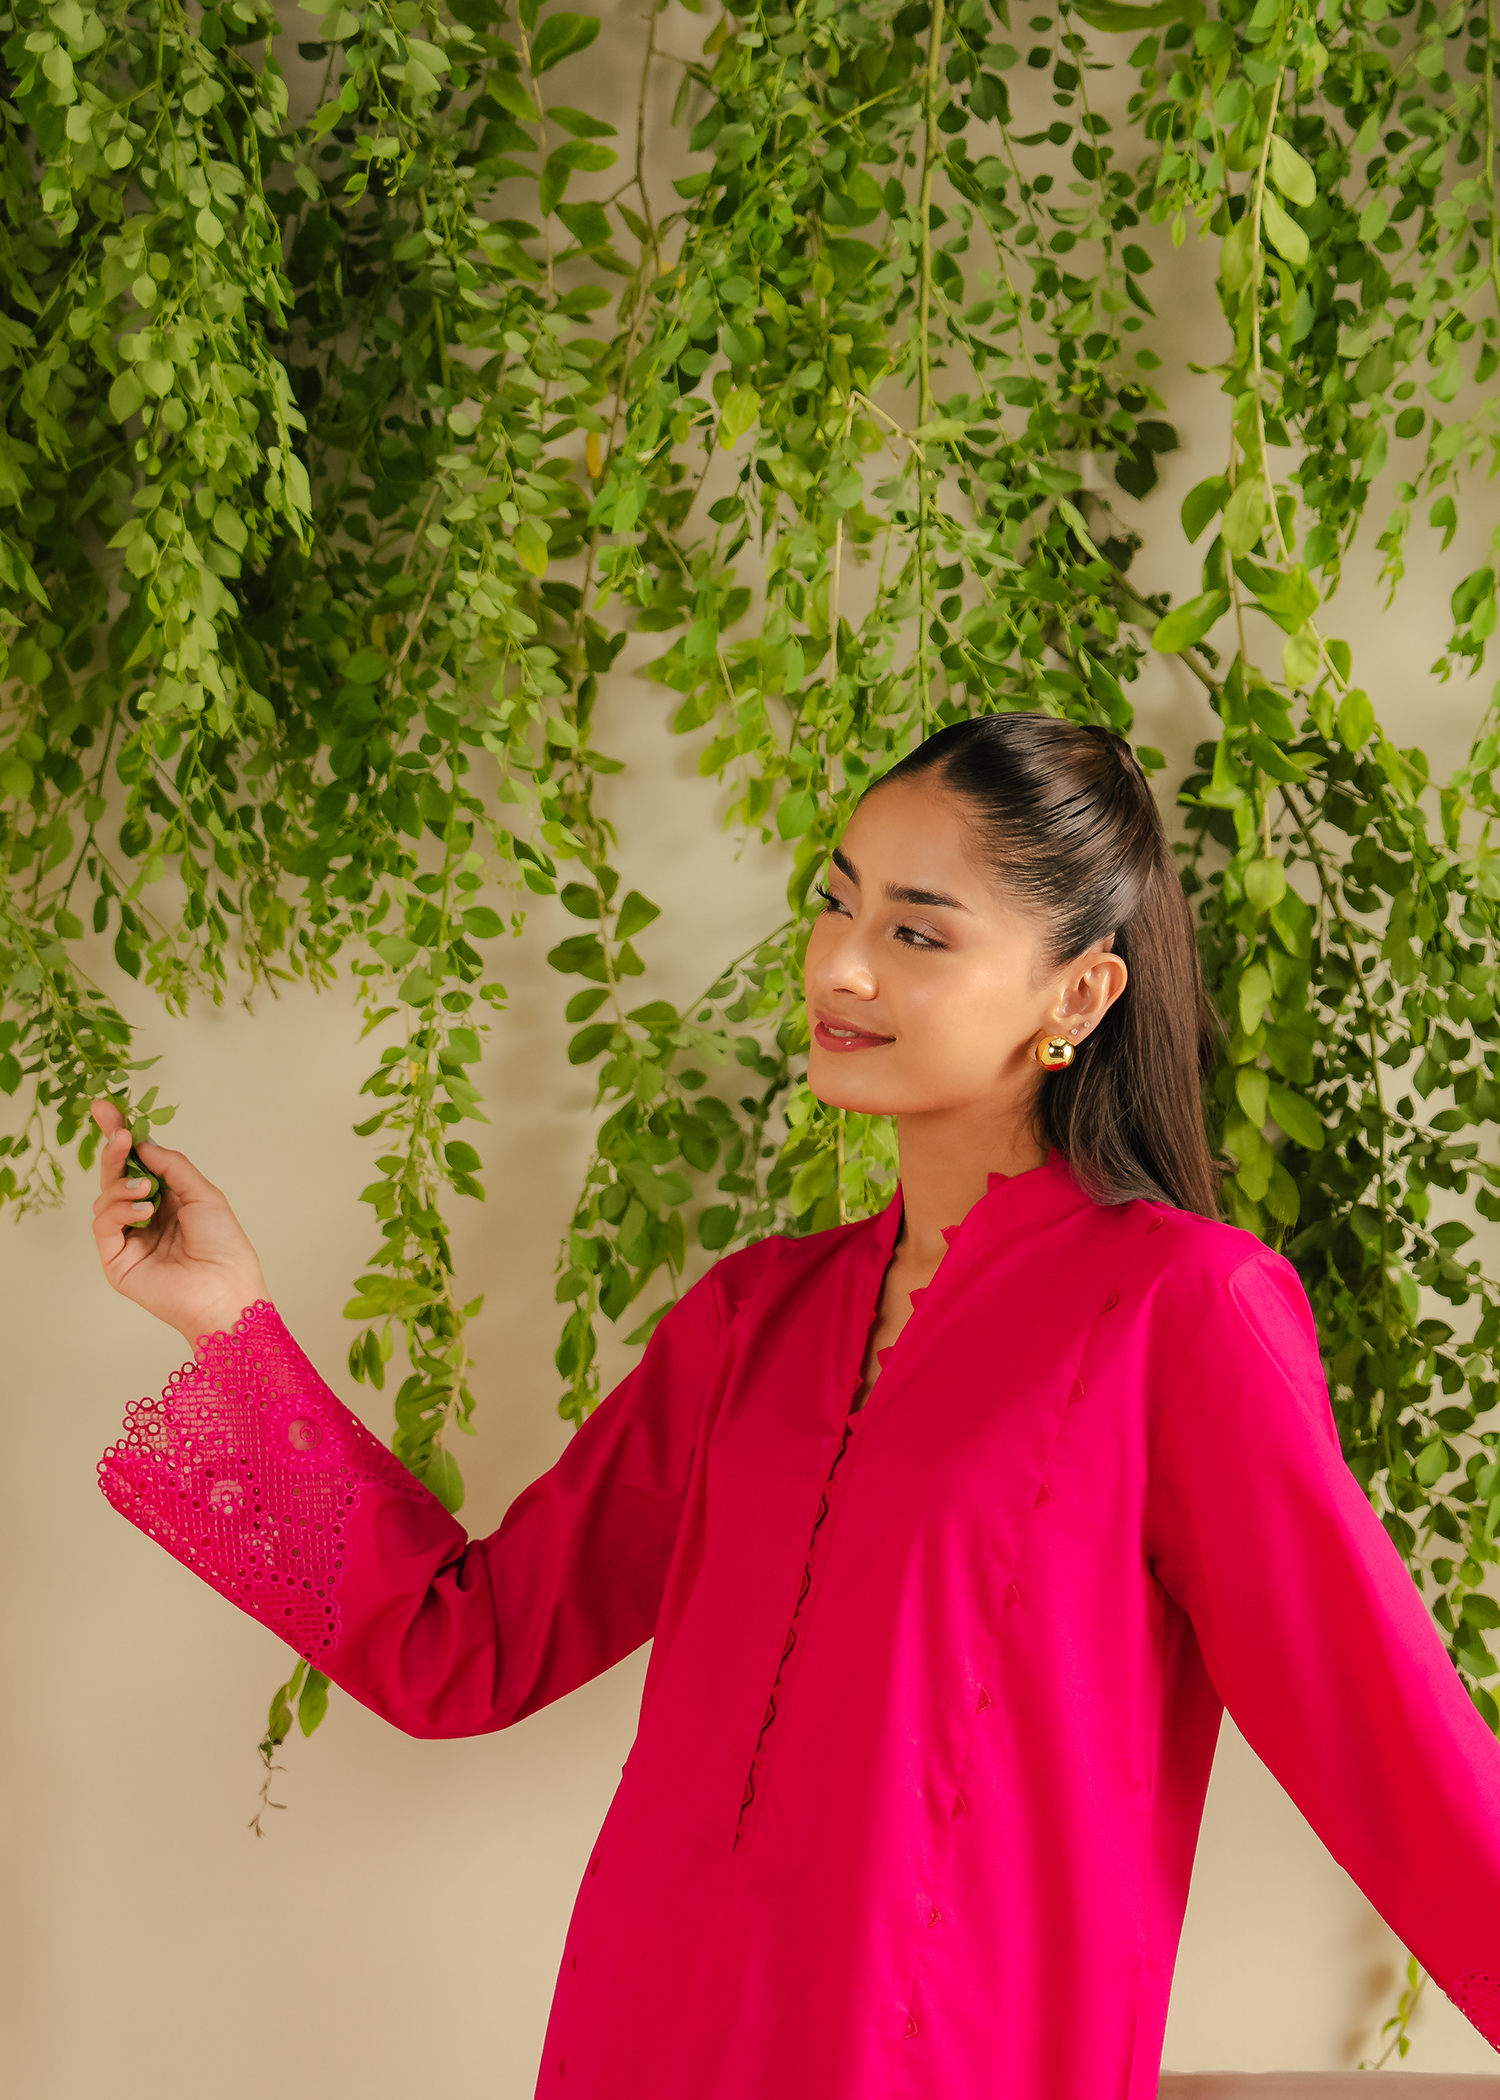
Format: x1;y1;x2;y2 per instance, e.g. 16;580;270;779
126;1178;149;1193
132;1201;154;1215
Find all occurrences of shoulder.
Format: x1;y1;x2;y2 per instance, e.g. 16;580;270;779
700;1231;793;1318
1115;1204;1331;1438
702;1204;892;1317
1118;1200;1315;1351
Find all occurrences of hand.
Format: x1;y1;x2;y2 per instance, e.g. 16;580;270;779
89;1099;267;1349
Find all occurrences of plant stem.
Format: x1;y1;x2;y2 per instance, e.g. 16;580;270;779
915;0;947;734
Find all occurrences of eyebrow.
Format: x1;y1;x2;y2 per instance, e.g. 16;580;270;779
830;848;974;915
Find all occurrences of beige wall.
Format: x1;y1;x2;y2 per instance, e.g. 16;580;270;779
4;2;1499;2090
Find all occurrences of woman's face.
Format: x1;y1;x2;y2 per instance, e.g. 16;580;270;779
802;778;1126;1121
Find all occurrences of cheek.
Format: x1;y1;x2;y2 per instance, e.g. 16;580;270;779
897;960;1029;1053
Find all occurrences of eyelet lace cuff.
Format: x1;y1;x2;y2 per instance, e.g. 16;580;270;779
1446;1968;1500;2050
98;1301;429;1662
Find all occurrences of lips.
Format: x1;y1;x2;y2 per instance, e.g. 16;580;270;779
813;1011;895;1054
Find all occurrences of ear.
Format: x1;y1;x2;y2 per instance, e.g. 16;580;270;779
1049;944;1129;1048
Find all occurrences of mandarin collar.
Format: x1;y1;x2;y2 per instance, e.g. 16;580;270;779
863;1150;1091;1268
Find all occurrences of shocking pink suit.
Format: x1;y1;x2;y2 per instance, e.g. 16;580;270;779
99;1159;1500;2095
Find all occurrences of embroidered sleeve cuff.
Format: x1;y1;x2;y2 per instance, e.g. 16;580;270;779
98;1301;431;1663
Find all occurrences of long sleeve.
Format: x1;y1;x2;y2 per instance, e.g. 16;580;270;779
1148;1248;1500;2050
99;1266;735;1739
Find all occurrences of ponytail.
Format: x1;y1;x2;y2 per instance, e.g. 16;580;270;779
870;714;1221;1217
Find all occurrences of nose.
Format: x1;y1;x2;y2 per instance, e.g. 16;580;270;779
807;911;879;1003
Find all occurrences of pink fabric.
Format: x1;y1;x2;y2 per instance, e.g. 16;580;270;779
98;1160;1500;2097
736;1408;862;1845
1452;1969;1500;2047
99;1301;425;1659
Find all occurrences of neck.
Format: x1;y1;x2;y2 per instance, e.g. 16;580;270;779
893;1101;1048;1267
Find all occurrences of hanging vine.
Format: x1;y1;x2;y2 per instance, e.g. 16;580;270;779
3;0;1500;2039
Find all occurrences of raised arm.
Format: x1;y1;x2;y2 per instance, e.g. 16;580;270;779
88;1100;735;1738
1148;1250;1500;2052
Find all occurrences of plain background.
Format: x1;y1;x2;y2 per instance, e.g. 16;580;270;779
4;1;1499;2089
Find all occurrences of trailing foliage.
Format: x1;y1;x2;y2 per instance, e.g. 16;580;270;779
4;0;1500;2015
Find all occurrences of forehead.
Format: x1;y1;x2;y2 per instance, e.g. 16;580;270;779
837;779;990;892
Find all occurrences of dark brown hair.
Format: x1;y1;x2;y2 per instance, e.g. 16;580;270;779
869;712;1221;1217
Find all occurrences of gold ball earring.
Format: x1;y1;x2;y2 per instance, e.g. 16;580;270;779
1035;1033;1076;1071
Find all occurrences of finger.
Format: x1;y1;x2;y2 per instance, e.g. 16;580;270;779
91;1097;129;1140
94;1164;150;1217
132;1140;219;1205
94;1193;159;1239
93;1197;151;1269
97;1119;135;1193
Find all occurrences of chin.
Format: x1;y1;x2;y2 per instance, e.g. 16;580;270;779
806;1051;906;1118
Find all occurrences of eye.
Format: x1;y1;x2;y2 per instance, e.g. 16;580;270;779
814;881;849;916
894;923;946;952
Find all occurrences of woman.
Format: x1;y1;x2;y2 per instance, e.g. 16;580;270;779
91;715;1500;2098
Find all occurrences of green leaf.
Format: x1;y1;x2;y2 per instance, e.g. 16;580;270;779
529;12;601;73
422;1446;465;1513
550;139;614;176
547;934;606;979
1336;688;1375;751
1244;857;1286;910
213;503;248;554
297;1669;330;1736
514;519;549;575
1415;1439;1451;1488
461;905;505;938
1071;0;1188;27
489;71;539;119
1282;627;1321;688
699;1203;737;1250
108;369;144;423
569;1022;616;1064
720;322;763;365
1152;592;1229;654
556;200;611;249
1235;1066;1268;1127
546;105;616;138
1181;476;1229;545
1268;134;1316;208
1244;733;1309;784
1218;217;1253;291
1261;192;1310;269
539;153;573;215
1234;559;1318;634
1221;479;1270;558
718;384;760;450
615;890;661;940
1267;1082;1324;1150
1239;962;1273;1032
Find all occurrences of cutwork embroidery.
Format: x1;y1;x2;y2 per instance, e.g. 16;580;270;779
98;1301;427;1661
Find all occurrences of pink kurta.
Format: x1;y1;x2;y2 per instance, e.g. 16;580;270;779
99;1158;1500;2095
